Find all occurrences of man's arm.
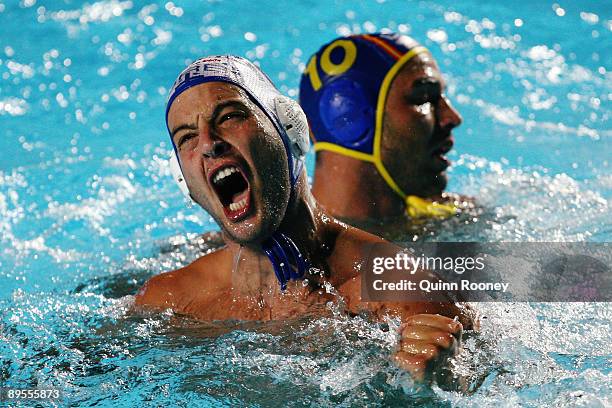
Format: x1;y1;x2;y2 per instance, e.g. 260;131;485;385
331;225;478;382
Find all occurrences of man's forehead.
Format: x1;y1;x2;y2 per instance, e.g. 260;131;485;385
169;82;255;119
396;53;443;84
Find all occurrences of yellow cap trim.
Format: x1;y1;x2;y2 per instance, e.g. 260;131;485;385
405;195;457;219
314;142;376;163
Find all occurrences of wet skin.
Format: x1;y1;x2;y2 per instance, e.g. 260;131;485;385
136;82;476;381
312;51;473;235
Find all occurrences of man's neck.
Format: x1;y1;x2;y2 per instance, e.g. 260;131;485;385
312;152;405;221
226;173;338;294
277;173;333;260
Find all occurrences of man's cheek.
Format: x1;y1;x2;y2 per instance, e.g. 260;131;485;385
187;178;214;212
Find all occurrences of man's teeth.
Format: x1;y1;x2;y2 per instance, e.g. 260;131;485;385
213;166;238;184
229;198;247;212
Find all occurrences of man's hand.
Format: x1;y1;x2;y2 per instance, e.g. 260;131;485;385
392;314;463;382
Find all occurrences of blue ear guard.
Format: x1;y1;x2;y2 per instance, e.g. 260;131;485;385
299;33;422;155
319;77;374;147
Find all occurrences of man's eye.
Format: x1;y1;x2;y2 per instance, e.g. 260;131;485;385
177;133;197;149
219;110;246;124
408;92;440;106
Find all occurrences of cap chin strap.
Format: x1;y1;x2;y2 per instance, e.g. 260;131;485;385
262;232;309;291
264;96;312;290
374;153;458;219
405;195;457;219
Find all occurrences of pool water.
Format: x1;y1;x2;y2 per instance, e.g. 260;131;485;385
0;0;610;406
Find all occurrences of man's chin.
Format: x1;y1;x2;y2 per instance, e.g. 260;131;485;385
208;195;286;246
433;171;448;190
221;224;261;245
415;172;447;198
221;217;277;246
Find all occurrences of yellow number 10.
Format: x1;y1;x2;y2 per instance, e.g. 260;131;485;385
304;39;357;91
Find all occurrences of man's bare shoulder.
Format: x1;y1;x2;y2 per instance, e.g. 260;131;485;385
335;221;389;248
327;222;398;284
134;247;232;310
332;224;479;329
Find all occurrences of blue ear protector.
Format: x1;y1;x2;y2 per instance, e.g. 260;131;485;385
318;77;374;147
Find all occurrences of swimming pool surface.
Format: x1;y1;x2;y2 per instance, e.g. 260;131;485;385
1;0;610;406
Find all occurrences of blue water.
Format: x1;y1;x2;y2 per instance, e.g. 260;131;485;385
1;0;610;406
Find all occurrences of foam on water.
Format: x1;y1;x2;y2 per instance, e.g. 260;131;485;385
0;0;610;406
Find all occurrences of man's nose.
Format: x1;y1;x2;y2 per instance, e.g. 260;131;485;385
201;140;230;159
197;126;231;159
437;96;463;129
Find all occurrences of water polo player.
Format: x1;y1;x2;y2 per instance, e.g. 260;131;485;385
300;33;474;238
135;55;476;382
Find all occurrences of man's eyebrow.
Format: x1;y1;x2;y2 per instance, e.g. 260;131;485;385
170;99;248;139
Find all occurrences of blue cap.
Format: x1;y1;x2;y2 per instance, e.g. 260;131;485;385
299;33;424;155
299;34;431;201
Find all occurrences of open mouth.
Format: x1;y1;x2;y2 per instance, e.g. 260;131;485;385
209;164;252;222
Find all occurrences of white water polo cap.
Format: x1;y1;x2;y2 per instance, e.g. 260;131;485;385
165;55;310;199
